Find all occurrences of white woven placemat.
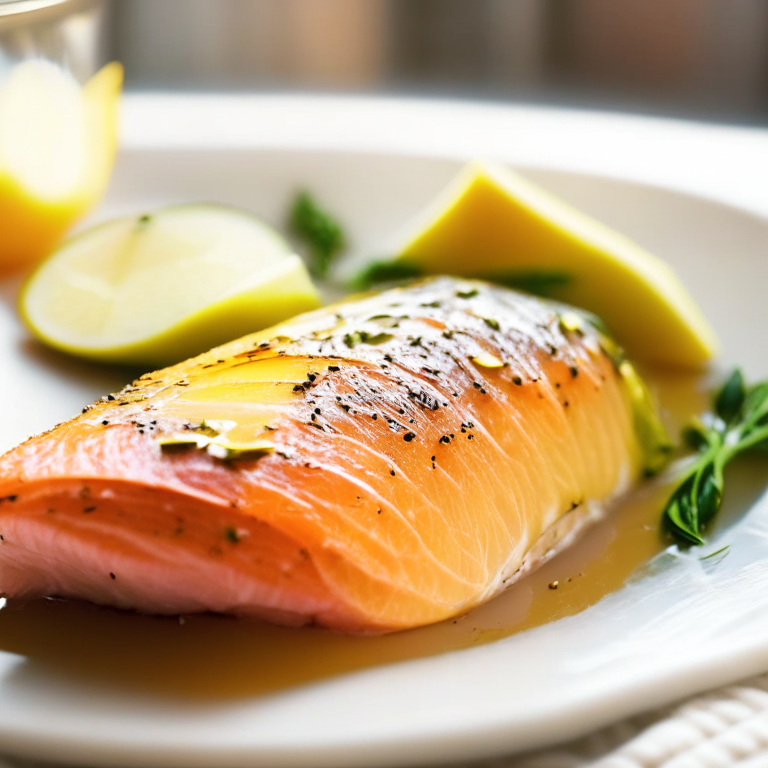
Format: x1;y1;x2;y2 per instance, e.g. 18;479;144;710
496;672;768;768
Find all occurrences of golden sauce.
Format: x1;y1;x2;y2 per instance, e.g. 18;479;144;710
0;370;721;700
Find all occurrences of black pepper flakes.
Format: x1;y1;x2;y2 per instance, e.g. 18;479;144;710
570;366;579;378
224;526;240;544
109;572;116;580
403;432;416;442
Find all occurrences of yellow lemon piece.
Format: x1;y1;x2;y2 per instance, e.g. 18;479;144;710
19;204;321;366
377;162;718;368
0;59;122;275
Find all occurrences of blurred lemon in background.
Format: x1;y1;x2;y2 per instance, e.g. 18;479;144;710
0;59;122;275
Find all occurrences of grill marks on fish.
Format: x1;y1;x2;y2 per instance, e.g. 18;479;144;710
0;278;641;631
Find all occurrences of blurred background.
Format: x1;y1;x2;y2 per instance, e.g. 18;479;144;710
101;0;768;125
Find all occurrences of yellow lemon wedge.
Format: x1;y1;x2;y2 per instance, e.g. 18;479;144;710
365;162;718;368
0;59;122;275
19;204;321;366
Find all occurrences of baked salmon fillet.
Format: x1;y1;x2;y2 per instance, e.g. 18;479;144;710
0;277;667;632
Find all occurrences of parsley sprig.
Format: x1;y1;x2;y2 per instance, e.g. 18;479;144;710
664;369;768;545
289;192;346;278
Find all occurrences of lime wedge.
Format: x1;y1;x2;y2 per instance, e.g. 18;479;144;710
366;162;718;368
20;204;321;366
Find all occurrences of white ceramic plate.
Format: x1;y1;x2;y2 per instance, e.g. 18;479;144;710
2;98;768;768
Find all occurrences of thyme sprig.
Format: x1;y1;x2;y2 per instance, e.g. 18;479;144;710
664;369;768;545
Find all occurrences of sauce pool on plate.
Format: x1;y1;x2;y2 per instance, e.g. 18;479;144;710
0;368;708;699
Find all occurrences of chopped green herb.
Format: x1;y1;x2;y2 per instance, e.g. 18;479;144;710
483;317;500;331
343;330;394;348
289;191;345;278
159;434;275;462
663;369;768;545
456;288;479;299
224;526;240;544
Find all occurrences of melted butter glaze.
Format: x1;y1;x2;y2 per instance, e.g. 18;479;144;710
0;278;642;631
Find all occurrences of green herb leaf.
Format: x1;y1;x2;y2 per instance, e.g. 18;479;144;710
663;368;768;545
482;269;572;297
289;192;345;278
715;368;745;425
350;260;424;290
342;330;394;348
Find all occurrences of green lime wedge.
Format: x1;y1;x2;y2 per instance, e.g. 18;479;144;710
20;204;320;366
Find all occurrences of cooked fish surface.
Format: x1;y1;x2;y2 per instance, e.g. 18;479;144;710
0;278;663;632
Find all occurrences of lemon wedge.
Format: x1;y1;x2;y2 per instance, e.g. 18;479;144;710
20;204;321;366
0;59;123;275
369;162;718;368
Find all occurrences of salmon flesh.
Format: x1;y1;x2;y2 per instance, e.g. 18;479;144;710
0;278;663;632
